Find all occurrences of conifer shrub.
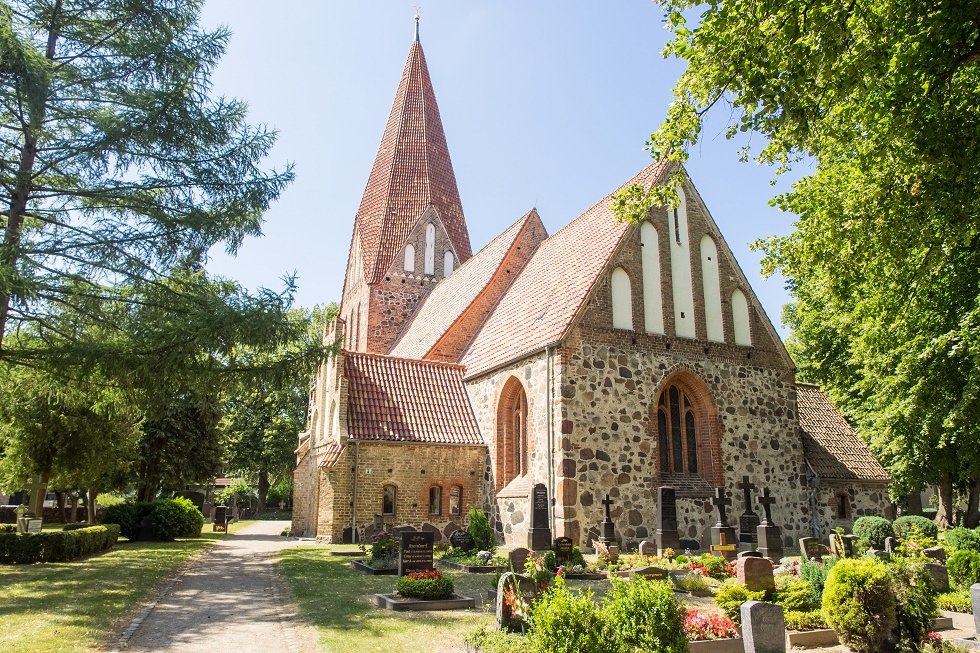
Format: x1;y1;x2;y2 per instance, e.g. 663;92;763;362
947;550;980;590
888;558;938;653
101;502;145;540
602;578;687;653
800;557;837;607
822;558;896;653
894;516;938;540
774;576;819;612
852;516;894;550
943;527;980;552
467;506;496;553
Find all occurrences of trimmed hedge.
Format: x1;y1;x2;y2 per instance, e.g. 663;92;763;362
0;524;120;564
101;498;203;541
893;515;938;540
852;516;894;550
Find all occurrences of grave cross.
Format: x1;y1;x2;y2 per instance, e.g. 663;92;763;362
710;530;736;554
712;487;731;526
602;494;614;522
757;487;776;525
737;475;756;513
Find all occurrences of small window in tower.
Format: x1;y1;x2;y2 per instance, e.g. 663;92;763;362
428;486;442;515
424;223;435;275
382;485;397;516
836;493;850;520
404;244;416;273
444;251;454;276
449;485;462;515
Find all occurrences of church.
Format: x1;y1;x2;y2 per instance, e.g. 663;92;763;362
291;30;889;550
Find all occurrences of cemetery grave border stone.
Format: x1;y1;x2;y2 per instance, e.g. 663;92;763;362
528;483;552;550
398;530;435;576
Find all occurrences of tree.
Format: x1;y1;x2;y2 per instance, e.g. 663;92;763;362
0;0;292;360
625;0;980;527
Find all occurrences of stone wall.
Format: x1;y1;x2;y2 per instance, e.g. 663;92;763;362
812;481;891;540
291;446;318;538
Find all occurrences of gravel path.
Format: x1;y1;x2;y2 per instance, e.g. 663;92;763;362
117;520;320;653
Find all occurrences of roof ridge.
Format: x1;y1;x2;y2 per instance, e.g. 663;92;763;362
345;348;467;370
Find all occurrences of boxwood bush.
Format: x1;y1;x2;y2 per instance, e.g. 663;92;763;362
0;524;120;563
602;578;687;653
943;527;980;552
101;499;203;541
785;610;827;631
822;558;896;653
947;549;980;590
395;569;454;600
852;516;894;550
527;577;607;653
713;579;766;625
893;516;938;540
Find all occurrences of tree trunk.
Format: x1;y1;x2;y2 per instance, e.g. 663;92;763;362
935;470;955;530
257;470;270;514
29;473;49;516
56;491;66;522
69;493;79;523
966;477;980;528
86;489;98;524
906;490;923;516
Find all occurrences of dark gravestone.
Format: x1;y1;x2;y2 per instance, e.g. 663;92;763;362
138;514;156;541
599;494;616;544
631;566;669;580
924;563;950;593
738;550;764;559
710;488;738;561
736;556;776;592
923;546;946;564
528;483;552;550
799;537;822;560
449;529;475;552
679;538;701;552
509;547;532;574
398;531;434;576
496;572;538;631
737;476;760;545
174;490;205;513
756;488;783;560
741;601;786;653
655;486;681;555
554;537;573;565
842;534;860;557
638;540;656;557
213;505;230;532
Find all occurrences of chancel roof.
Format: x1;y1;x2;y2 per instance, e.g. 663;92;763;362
344;352;482;445
461;160;670;377
353;39;471;284
797;383;889;483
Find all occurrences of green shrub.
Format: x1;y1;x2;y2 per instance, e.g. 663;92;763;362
62;521;91;531
853;516;894;550
800;557;837;607
936;591;972;613
775;576;819;612
150;499;189;541
698;554;731;579
527;577;607;653
463;628;527;653
822;558;896;653
894;516;938;540
0;524;15;533
395;569;454;600
468;506;496;553
889;558;938;653
675;573;711;592
785;610;828;631
713;579;766;625
370;531;399;561
568;545;586;568
602;578;687;653
0;524;119;564
943;527;980;552
947;550;980;590
171;497;204;538
101;502;144;540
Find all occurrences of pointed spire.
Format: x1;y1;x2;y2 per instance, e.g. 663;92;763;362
414;12;420;42
351;35;471;284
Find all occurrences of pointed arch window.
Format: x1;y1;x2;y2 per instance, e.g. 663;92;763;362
657;384;699;475
496;378;529;491
611;267;633;330
404;244;416;273
424;223;436;275
444;251;454;276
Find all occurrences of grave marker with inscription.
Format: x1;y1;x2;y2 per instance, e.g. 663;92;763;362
756;487;783;560
509;547;531;574
528;483;552;550
655;486;681;556
741;601;786;653
554;537;573;565
398;531;435;576
449;529;475;552
737;476;760;544
799;537;822;560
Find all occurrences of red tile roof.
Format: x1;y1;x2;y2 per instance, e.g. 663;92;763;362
318;442;346;469
461;160;670;377
389;210;544;360
796;384;889;482
354;40;471;284
345;352;482;444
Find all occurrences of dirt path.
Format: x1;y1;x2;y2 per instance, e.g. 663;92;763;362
116;521;319;653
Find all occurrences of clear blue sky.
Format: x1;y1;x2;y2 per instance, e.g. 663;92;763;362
200;1;800;336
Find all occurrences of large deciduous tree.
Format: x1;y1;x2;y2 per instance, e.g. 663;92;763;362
0;0;293;360
624;0;980;527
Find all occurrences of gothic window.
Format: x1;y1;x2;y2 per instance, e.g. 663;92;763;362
496;377;529;491
404;244;416;273
428;486;442;515
611;267;633;330
444;251;454;276
382;485;396;515
640;222;664;334
732;288;752;346
449;485;462;515
657;384;699;475
424;223;435;275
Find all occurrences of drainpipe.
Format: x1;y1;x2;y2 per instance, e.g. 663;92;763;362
546;345;555;535
804;458;821;539
351;441;359;543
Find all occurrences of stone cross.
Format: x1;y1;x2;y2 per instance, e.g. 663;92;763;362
712;487;732;526
737;476;756;512
599;494;617;544
602;494;614;522
758;487;776;525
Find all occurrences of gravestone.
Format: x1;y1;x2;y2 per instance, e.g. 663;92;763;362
26;519;42;533
738;550;764;559
638;540;656;557
710;488;738;561
842;534;860;557
398;531;434;576
554;537;573;565
924;563;950;593
741;601;786;653
496;572;538;631
736;556;776;592
655;486;681;555
528;483;553;550
737;476;760;545
449;529;475;552
756;487;783;560
631;566;669;580
607;544;620;563
509;546;531;574
799;537;822;560
971;583;980;634
885;537;897;555
679;538;701;552
599;494;617;544
828;533;846;557
213;505;230;532
923;546;946;564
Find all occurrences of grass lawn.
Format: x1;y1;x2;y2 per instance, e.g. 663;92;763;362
279;547;501;653
0;527;239;653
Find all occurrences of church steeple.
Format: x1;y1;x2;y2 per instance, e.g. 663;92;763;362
350;34;471;287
